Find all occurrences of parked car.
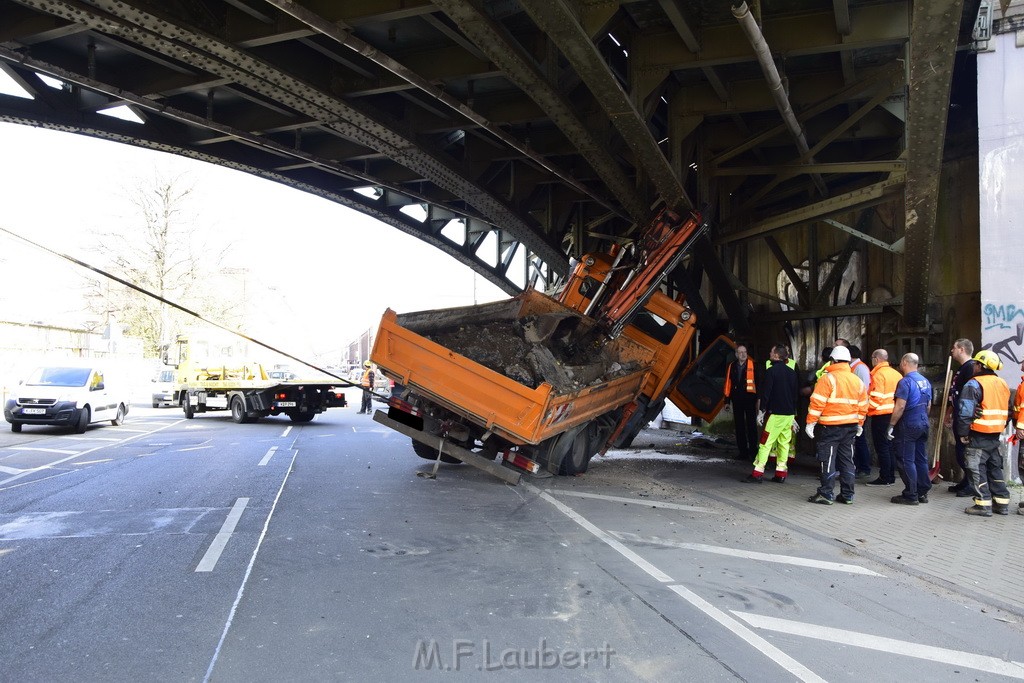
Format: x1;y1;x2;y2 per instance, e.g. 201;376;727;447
268;370;298;381
151;369;176;408
4;365;130;433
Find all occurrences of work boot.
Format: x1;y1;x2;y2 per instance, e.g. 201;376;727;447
835;495;853;505
771;474;787;483
993;504;1009;516
1018;502;1024;516
807;493;833;505
741;474;763;484
955;489;973;498
918;493;929;504
865;479;893;487
964;505;993;517
890;495;918;506
947;482;965;493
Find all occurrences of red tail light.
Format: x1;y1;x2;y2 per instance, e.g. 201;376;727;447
388;396;422;416
502;450;540;473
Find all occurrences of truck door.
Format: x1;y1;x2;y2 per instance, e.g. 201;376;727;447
668;335;735;422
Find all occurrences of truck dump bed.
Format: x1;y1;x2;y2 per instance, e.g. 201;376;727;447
371;289;655;446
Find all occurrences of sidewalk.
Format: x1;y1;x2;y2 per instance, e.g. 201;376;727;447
616;427;1024;616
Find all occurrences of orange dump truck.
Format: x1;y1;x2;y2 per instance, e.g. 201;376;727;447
371;209;733;483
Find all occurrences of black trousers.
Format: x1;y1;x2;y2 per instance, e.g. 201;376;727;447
731;392;759;458
870;414;894;483
815;424;857;501
965;433;1010;508
360;389;373;413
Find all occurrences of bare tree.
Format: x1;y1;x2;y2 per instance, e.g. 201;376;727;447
84;169;239;356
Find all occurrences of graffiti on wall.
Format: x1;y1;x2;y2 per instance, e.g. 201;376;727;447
776;251;863;370
981;303;1024;366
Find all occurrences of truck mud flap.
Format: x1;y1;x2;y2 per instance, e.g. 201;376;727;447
372;410;521;486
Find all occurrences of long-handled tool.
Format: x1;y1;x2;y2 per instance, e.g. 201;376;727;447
930;355;953;480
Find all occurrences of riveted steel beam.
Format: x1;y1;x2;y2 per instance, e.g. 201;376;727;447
430;0;648;224
517;0;692;211
902;0;965;329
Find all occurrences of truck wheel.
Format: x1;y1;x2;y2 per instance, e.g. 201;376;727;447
111;404;125;426
412;438;461;464
74;407;90;434
11;422;22;433
230;396;250;424
289;411;315;423
183;393;195;419
152;400;160;408
559;428;592;475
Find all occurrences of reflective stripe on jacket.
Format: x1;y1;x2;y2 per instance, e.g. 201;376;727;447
361;369;373;388
867;362;902;416
969;374;1010;434
725;358;756;396
807;363;868;426
1015;379;1024;430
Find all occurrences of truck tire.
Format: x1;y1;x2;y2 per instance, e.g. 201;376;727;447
11;422;22;433
558;427;593;476
289;411;315;423
111;404;126;426
412;437;461;464
230;396;250;424
183;393;195;419
152;400;160;408
74;407;90;434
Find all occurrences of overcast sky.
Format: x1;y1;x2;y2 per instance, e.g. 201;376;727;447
0;118;507;364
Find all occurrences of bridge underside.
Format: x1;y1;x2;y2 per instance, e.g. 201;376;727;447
0;0;978;333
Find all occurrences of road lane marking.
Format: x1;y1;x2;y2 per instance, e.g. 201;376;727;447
108;428;150;433
257;446;278;467
13;447;79;455
610;531;882;577
177;446;213;452
0;420;185;486
732;612;1024;679
195;498;249;572
59;436;120;442
71;459;112;466
670;586;826;682
527;485;672;583
547;489;712;513
0;465;31;475
203;452;297;683
280;426;292;438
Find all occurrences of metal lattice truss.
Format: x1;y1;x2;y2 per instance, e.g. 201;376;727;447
0;0;976;323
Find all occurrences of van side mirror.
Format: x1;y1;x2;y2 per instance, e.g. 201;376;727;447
93;382;105;391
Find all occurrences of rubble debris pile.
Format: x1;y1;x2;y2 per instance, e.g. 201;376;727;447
422;314;640;394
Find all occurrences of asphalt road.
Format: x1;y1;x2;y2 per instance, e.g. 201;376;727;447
2;389;1023;682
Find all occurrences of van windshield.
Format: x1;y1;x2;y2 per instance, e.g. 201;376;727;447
25;367;92;387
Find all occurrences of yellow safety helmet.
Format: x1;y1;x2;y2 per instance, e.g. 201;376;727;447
363;360;372;368
973;349;1002;372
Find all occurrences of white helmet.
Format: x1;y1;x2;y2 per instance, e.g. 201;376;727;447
830;346;852;363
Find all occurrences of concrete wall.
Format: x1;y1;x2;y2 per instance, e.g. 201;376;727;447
978;29;1024;387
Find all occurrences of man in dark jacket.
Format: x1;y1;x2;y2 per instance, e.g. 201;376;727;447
946;338;979;495
743;344;799;483
725;344;761;461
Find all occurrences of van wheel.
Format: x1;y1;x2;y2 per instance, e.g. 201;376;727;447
412;438;461;464
152;400;160;408
111;404;125;426
230;396;250;424
11;422;22;433
183;393;195;419
559;428;593;476
74;407;90;434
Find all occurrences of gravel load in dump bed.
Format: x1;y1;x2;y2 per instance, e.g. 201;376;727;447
422;314;640;394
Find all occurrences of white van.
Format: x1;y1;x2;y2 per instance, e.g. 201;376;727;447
151;369;176;407
3;366;130;433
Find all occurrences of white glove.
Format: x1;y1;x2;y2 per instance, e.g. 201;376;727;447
855;425;863;438
791;419;799;434
756;410;765;426
886;425;895;441
805;422;815;439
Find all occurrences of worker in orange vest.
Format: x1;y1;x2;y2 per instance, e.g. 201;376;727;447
357;360;375;415
805;346;868;505
724;344;760;462
957;350;1011;516
864;349;903;486
1014;359;1024;516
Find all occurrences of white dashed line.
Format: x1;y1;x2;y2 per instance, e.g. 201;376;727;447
609;531;883;576
195;498;249;573
280;426;292;438
732;612;1024;679
12;447;79;455
177;446;213;452
546;489;712;513
257;446;278;467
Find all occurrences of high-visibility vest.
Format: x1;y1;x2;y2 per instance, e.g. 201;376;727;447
725;358;756;395
764;358;796;370
807;364;868;426
867;361;902;416
1015;379;1024;430
361;369;373;388
969;374;1010;434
